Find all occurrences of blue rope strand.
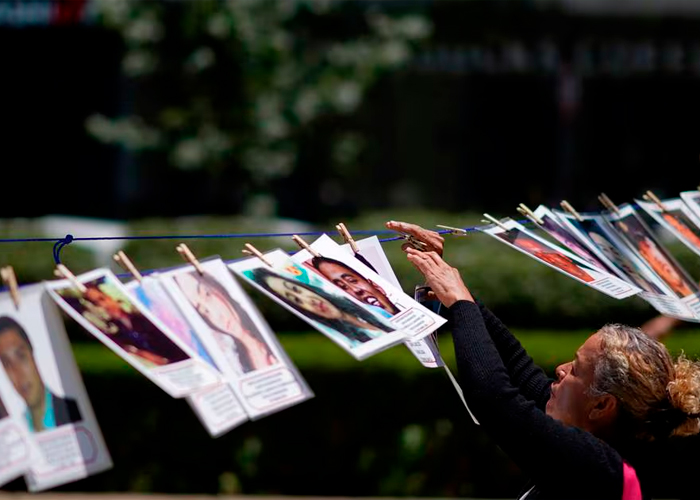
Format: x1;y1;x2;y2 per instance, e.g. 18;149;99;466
0;221;524;246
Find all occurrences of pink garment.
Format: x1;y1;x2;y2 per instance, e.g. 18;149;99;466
622;462;642;500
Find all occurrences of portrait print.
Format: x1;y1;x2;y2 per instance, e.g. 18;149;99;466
496;228;596;282
532;206;612;272
303;254;400;317
47;269;221;399
2;283;112;492
342;236;447;370
173;270;278;375
606;207;699;299
292;234;447;341
160;258;313;420
127;277;216;368
680;190;700;221
555;212;671;296
230;249;406;360
55;277;189;368
481;219;641;299
0;317;82;433
636;197;700;258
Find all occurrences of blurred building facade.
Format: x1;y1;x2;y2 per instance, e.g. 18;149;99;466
3;0;700;221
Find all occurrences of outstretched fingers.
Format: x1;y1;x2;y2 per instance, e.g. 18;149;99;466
386;220;445;255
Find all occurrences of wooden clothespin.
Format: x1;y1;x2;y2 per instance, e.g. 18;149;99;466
292;235;321;258
176;243;205;276
399;233;428;251
336;222;360;253
436;224;469;236
481;213;510;231
113;250;143;282
1;266;20;309
642;190;668;212
54;264;87;293
598;192;620;214
516;203;544;225
560;200;584;222
242;243;273;268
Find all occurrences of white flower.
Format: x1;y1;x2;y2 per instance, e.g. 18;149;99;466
186;47;216;73
243;149;294;179
124;14;163;44
332;81;362;114
173;138;206;170
379;40;410;67
122;49;156;77
207;13;231;39
294;88;321;123
92;0;130;27
397;16;432;40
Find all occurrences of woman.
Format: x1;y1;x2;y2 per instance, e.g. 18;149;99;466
387;220;700;500
79;283;188;366
247;267;396;346
174;271;277;374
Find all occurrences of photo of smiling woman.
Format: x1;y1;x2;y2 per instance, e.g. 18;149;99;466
174;271;277;375
245;267;396;347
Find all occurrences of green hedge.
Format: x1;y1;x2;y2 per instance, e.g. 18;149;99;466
5;328;700;498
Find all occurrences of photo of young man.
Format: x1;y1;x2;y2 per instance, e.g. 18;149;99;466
0;317;82;433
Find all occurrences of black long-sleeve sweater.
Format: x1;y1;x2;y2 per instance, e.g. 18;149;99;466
449;299;699;500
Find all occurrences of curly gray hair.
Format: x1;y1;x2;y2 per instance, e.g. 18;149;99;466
588;323;700;441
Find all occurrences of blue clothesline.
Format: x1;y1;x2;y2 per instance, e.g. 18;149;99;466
0;220;525;290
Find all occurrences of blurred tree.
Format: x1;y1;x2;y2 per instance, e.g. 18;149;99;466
86;0;432;217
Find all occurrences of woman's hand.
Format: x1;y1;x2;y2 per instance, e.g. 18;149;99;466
386;221;445;255
405;248;474;308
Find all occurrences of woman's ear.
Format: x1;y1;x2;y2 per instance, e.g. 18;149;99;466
589;393;618;422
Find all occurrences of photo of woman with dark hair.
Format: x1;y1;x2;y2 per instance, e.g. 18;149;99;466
0;395;8;420
611;216;698;298
174;271;278;375
58;281;190;367
496;228;596;283
245;267;396;347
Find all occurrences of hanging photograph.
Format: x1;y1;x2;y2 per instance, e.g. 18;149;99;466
125;276;248;437
480;219;641;299
0;341;34;487
229;249;407;360
555;210;698;321
680;190;700;220
341;235;445;369
636;197;700;258
293;235;447;341
46;269;222;399
602;204;700;317
159;258;313;420
532;206;615;273
0;284;111;491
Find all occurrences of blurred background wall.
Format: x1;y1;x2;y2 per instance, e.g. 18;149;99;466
4;0;700;222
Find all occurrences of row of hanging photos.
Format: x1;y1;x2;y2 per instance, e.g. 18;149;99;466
0;218;472;493
0;188;695;492
456;188;700;322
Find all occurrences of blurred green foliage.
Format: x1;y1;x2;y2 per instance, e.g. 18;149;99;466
72;328;700;377
87;0;432;214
